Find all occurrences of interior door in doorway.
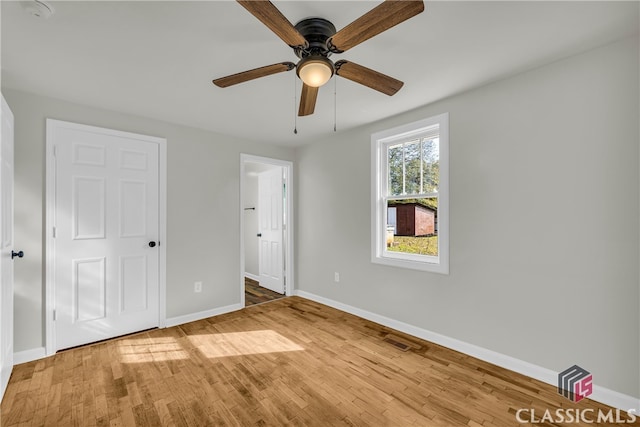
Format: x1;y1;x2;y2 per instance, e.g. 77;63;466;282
50;121;160;351
0;94;15;400
258;167;284;294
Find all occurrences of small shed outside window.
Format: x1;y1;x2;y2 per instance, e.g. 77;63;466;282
387;202;436;237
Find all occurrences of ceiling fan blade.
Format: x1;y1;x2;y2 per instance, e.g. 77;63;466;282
328;0;424;53
335;60;403;96
298;84;319;116
237;0;307;48
213;62;295;88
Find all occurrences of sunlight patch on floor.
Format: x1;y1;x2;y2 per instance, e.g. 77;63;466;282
188;330;304;358
118;337;188;363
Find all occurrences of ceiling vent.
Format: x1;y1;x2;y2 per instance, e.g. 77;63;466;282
23;0;55;19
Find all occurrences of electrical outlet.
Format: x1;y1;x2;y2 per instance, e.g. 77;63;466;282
194;281;202;293
334;272;340;283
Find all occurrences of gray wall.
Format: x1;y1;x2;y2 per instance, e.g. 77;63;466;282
3;89;294;352
295;36;639;398
243;171;259;278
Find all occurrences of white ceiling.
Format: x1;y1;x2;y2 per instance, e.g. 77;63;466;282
2;1;638;147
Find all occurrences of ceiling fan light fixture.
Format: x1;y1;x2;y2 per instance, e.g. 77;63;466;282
297;56;334;88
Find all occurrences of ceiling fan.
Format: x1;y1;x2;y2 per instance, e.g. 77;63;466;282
212;0;425;116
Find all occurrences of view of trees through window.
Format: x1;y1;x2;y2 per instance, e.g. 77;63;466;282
386;135;439;256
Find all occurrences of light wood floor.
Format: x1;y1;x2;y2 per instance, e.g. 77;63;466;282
245;278;285;307
1;297;634;426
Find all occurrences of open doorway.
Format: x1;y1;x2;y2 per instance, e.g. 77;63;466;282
240;155;294;307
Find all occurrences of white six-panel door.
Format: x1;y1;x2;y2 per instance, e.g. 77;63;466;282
258;167;284;294
49;120;161;351
0;94;15;401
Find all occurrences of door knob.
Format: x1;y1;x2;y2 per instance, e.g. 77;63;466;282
11;250;24;259
257;233;262;237
148;241;157;248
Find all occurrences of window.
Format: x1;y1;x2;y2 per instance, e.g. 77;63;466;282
371;113;449;273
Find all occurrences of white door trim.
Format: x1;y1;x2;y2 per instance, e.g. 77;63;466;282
0;93;14;401
45;119;167;356
240;154;294;306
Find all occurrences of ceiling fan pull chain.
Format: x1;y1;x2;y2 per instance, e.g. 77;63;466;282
334;77;337;132
293;72;298;134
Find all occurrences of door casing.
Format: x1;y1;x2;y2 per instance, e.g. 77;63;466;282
45;119;167;356
0;93;14;401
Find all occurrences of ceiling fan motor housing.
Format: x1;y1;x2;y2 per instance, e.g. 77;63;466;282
294;18;337;84
293;18;336;59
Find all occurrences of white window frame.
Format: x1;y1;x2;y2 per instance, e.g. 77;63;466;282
371;113;449;274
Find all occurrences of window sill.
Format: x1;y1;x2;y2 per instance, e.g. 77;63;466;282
372;254;449;274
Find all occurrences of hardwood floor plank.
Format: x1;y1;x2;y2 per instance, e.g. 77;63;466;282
244;278;285;307
2;296;636;427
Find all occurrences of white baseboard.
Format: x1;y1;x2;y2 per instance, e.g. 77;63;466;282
294;290;640;412
244;272;260;282
12;304;244;365
165;303;243;328
14;347;47;365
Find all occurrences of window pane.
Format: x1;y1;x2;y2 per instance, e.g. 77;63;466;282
388;144;403;196
404;140;421;195
422;137;439;193
386;198;438;256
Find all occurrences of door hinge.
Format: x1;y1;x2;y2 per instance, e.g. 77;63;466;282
52;226;56;238
53;309;56;321
53;145;57;157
